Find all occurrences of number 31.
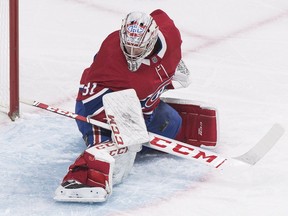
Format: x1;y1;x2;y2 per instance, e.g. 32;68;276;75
82;82;97;96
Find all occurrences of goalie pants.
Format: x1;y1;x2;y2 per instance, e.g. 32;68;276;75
145;101;182;139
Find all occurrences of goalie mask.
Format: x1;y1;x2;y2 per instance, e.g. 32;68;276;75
120;12;159;72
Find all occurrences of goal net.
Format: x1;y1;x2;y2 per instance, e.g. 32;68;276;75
0;0;19;121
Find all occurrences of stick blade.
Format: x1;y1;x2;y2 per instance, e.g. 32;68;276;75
234;123;285;165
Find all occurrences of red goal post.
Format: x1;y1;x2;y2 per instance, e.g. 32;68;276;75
0;0;19;121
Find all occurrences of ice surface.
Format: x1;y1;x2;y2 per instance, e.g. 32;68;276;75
1;0;288;215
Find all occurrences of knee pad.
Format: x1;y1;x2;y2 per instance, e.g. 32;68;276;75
161;97;218;148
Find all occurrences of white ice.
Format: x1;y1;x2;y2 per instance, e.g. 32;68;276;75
1;0;288;215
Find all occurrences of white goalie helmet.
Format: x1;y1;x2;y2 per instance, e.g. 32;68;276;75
120;11;159;72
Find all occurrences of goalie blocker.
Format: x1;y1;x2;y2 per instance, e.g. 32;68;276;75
162;97;218;148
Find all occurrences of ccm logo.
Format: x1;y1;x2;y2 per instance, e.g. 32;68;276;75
150;136;218;163
44;104;79;119
107;115;124;145
94;143;128;156
109;147;128;156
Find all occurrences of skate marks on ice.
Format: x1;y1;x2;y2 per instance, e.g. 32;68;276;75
0;114;210;216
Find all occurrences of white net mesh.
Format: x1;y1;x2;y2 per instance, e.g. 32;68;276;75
0;0;10;113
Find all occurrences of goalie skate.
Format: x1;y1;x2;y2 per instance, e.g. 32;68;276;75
54;180;109;203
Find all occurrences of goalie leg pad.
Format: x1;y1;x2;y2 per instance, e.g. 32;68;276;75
113;151;137;185
54;145;115;202
163;99;218;148
55;141;138;202
91;142;138;185
62;147;114;189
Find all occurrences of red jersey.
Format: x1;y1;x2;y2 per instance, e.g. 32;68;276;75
77;9;182;122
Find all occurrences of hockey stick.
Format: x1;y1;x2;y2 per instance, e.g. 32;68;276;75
23;100;285;169
233;123;284;165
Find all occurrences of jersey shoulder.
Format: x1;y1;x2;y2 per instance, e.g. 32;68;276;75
80;30;129;90
150;10;182;49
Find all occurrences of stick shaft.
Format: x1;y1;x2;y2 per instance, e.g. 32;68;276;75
28;100;229;168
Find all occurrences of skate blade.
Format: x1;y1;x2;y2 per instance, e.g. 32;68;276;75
54;186;108;203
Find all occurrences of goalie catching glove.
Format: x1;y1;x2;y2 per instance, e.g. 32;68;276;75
171;59;192;89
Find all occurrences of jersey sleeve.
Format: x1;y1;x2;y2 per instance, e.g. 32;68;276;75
150;9;183;89
76;67;113;122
